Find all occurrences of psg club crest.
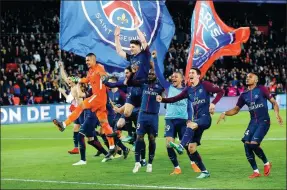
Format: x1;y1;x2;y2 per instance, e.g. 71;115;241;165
192;2;235;69
81;0;160;51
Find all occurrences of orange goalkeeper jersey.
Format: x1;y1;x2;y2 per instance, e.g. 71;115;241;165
80;64;107;100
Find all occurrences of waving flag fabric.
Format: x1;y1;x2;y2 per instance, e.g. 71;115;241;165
185;1;250;80
60;0;174;77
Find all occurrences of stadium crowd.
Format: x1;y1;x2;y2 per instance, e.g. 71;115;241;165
1;1;286;106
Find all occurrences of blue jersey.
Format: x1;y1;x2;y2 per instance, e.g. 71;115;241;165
128;79;164;114
162;81;224;119
126;48;150;80
141;82;164;114
108;89;126;109
236;85;272;122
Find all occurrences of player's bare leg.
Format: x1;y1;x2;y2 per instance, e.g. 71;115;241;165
188;143;210;179
68;124;80;154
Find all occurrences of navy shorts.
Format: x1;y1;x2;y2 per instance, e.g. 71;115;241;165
136;112;158;137
79;110;99;137
242;120;270;144
191;114;211;146
74;111;85;125
109;113;122;131
126;87;142;107
164;119;187;140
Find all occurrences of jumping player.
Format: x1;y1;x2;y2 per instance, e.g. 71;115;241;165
114;18;151;122
217;72;283;178
157;68;225;178
53;53;115;160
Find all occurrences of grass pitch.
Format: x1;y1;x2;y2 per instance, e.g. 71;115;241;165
1;111;286;189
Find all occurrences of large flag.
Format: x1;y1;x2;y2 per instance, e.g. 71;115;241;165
185;1;250;80
60;0;174;78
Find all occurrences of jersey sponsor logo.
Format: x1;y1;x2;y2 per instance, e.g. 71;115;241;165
82;1;160;51
248;102;264;111
192;97;206;106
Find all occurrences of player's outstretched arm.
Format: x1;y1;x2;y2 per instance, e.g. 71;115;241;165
114;26;127;59
58;88;68;99
152;51;170;89
269;98;283;126
160;87;189;103
59;61;69;84
134;17;148;50
217;106;241;124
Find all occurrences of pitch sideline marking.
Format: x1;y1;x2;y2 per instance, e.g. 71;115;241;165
1;178;201;189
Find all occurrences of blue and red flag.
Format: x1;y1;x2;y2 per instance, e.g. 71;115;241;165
60;0;174;79
185;1;250;80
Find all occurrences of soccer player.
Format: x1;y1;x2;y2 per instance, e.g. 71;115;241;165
217;72;283;178
127;68;165;173
53;53;115;160
156;68;225;178
73;84;109;165
152;51;200;175
106;76;130;159
114;19;151;120
104;68;147;165
58;61;84;154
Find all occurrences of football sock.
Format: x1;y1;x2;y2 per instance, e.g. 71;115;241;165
180;128;194;147
167;147;179;167
135;139;144;163
249;144;268;164
100;134;109;148
141;141;146;160
114;136;128;152
73;131;79;148
148;140;156;164
244;143;258;170
78;133;86;161
88;136;108;156
190;151;206;171
184;146;193;161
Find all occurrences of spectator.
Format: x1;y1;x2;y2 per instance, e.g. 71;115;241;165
227;83;238;97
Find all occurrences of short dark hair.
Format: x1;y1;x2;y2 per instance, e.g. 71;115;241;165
86;53;96;58
130;40;141;47
125;66;132;72
109;76;118;82
190;67;201;76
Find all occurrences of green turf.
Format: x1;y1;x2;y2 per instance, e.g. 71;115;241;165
1;111;286;189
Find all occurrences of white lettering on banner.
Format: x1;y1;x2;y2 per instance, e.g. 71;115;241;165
27;107;39;122
56;105;65;119
40;106;51;120
9;108;21;122
1;108;8;123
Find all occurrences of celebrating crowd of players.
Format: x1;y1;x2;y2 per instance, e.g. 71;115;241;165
53;24;283;179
